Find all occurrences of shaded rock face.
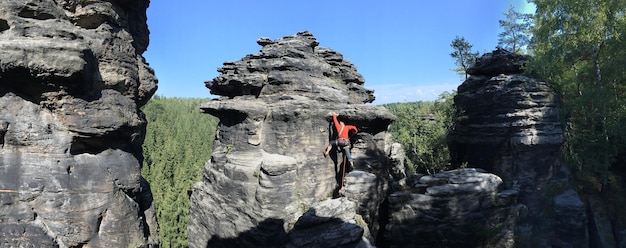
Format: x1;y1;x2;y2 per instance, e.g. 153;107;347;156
188;31;401;247
448;49;586;247
206;198;374;248
385;168;525;248
0;0;158;247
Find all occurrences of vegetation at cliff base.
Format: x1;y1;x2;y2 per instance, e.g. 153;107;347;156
141;96;218;248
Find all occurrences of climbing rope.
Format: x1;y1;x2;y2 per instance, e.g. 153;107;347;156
340;153;347;196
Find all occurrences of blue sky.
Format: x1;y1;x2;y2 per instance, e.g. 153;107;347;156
144;1;534;104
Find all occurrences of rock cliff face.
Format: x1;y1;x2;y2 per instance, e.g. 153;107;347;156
447;48;586;247
188;31;402;247
0;0;158;247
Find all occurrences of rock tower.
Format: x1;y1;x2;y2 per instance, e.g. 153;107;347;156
0;0;158;247
448;48;586;247
188;31;403;247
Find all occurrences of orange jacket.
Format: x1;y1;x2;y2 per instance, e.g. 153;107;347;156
333;113;357;139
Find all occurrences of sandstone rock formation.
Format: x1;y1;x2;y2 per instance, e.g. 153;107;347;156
0;0;158;247
385;168;524;248
447;48;586;247
188;31;401;247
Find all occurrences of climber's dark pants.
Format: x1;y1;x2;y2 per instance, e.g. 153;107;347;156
328;138;352;162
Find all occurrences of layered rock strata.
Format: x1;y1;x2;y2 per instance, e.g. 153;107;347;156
447;48;586;247
188;31;401;247
0;0;158;247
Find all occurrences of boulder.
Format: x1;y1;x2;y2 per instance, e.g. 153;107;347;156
0;0;158;247
287;198;374;248
384;168;524;247
188;31;401;247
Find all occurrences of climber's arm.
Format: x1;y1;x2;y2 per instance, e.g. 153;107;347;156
332;112;341;132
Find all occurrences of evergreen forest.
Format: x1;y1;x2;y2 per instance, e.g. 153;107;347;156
141;96;218;247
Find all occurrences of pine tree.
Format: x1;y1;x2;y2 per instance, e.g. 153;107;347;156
450;36;479;80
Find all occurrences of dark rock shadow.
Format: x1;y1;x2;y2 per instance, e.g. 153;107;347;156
0;48;103;105
201;108;247;127
289;208;365;248
137;177;158;244
379;194;519;248
206;218;288;248
205;208;365;248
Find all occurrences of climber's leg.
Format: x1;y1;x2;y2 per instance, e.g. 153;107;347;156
343;146;354;170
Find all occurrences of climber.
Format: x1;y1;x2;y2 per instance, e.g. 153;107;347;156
323;112;358;170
